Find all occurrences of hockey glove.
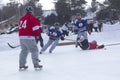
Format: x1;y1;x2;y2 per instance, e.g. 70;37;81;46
61;36;65;41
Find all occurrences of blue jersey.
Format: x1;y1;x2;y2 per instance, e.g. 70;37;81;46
47;26;64;40
74;19;87;32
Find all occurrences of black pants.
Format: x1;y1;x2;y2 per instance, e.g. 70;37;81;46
94;27;98;32
62;30;69;36
35;36;44;47
79;39;89;50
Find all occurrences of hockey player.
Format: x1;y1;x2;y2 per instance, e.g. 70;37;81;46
18;6;42;70
35;18;44;48
78;36;104;50
73;13;88;48
40;22;64;54
35;33;44;47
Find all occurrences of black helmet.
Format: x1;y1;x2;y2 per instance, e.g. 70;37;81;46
25;6;33;14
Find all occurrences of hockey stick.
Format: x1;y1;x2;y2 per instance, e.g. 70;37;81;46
65;32;76;38
105;42;120;46
7;43;20;48
63;39;120;47
65;38;75;42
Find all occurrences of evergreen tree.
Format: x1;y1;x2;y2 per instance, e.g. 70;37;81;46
55;0;87;24
24;0;43;16
96;0;120;21
55;0;71;24
70;0;87;16
1;1;19;21
107;0;120;20
108;0;120;10
91;0;98;12
44;13;57;26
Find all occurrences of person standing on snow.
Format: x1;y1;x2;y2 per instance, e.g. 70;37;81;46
98;21;103;32
18;6;42;70
86;20;94;34
73;13;89;48
93;21;98;32
40;22;65;54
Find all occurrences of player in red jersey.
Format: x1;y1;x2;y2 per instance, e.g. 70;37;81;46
77;36;104;50
19;6;42;70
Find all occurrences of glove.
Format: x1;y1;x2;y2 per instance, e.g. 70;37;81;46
49;32;57;37
52;32;57;36
88;31;91;35
35;36;39;40
61;36;64;40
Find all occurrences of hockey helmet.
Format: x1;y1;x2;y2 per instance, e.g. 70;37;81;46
25;6;33;14
91;40;97;44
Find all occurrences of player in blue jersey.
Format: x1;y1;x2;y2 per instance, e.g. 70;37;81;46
73;13;88;48
40;22;64;54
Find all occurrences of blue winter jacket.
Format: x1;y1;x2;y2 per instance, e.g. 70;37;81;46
74;19;87;32
47;26;64;40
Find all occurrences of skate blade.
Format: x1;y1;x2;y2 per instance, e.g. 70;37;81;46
19;68;28;71
34;67;43;71
19;67;28;71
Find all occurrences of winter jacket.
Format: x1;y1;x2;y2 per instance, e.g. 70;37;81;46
74;19;87;32
79;39;98;50
19;13;42;39
47;26;64;40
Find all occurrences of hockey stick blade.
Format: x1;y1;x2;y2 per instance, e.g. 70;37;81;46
7;43;20;48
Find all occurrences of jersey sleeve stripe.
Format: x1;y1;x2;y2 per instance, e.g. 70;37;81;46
32;26;40;31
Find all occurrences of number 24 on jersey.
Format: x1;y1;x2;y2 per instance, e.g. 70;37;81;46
19;20;27;29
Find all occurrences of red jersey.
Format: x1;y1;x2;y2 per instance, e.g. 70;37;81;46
19;13;41;36
89;42;98;49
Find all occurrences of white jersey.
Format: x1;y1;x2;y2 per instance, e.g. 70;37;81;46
61;24;68;31
93;21;98;28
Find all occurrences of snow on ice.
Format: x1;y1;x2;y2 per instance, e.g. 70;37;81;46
0;23;120;80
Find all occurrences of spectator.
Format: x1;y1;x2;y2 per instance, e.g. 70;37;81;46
98;21;103;32
93;21;98;32
61;22;69;36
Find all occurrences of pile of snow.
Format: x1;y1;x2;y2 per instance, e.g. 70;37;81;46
103;22;120;31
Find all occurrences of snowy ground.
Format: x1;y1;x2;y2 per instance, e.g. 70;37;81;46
0;23;120;80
